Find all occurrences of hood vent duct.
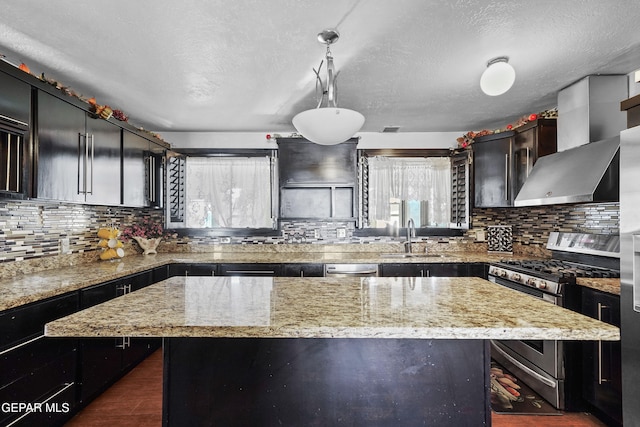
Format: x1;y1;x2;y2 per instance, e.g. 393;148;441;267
514;136;619;206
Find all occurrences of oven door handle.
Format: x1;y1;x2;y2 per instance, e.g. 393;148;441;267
491;341;557;389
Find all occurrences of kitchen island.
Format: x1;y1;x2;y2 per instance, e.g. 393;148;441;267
45;276;619;426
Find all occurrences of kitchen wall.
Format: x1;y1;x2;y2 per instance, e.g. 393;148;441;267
0;198;619;277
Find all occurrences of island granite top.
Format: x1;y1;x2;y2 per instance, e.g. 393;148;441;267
45;276;619;341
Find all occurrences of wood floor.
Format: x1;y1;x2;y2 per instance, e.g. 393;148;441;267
65;349;609;427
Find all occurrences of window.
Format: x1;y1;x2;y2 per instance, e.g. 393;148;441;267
366;156;452;228
166;152;276;231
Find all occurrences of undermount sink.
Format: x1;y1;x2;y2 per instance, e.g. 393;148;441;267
379;253;443;258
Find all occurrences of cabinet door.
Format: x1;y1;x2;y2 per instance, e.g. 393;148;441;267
581;289;622;425
36;90;87;202
281;263;325;277
379;263;422;277
84;116;122;205
122;130;150;207
473;135;513;207
0;71;31;126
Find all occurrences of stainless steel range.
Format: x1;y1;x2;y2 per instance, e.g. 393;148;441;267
488;232;620;410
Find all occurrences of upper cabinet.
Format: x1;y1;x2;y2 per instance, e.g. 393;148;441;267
277;138;358;221
122;130;164;208
0;71;31;199
473;119;557;208
0;58;169;207
36;90;121;205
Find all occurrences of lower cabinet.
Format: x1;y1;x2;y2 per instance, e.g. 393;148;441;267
281;263;325;277
77;272;161;404
168;263;218;276
380;263;468;277
0;293;79;427
581;288;622;426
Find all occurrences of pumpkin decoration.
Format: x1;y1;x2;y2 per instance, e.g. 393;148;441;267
18;63;31;73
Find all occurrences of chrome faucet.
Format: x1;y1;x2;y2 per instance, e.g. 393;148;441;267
405;218;415;253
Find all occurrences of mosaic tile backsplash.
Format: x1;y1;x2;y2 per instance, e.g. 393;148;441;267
0;199;620;276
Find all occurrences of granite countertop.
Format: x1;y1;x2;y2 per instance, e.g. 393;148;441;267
575;278;621;296
44;276;619;341
0;250;527;312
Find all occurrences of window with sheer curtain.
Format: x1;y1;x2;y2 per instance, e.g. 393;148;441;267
368;156;451;228
184;156;274;229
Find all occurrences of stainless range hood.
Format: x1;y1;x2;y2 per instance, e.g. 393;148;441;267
514;75;626;207
514;136;619;206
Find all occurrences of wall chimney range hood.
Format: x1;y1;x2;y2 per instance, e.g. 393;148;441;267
514;136;619;206
514;75;626;207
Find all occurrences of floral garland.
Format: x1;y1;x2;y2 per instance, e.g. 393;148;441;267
456;108;558;149
8;57;166;143
120;217;173;242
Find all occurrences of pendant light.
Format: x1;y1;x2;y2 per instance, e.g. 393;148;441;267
292;29;365;145
480;57;516;96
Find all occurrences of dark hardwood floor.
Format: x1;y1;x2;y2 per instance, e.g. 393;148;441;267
65;349;608;426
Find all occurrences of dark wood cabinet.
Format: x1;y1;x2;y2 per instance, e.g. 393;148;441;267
281;263;325;277
581;288;622;426
380;263;468;277
0;292;79;427
277;138;358;221
78;272;160;403
0;70;31;126
0;71;31;199
168;263;218;276
122;129;164;208
36;90;121;204
473;120;557;208
472;132;514;207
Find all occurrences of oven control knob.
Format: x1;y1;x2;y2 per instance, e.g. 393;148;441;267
526;278;536;287
499;270;508;278
512;274;521;282
536;281;547;290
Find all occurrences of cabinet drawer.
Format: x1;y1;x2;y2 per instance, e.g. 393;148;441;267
0;350;76;426
218;263;281;276
1;336;75;386
80;279;123;309
0;293;79;351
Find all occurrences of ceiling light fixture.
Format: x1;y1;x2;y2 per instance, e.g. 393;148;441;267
292;29;365;145
480;57;516;96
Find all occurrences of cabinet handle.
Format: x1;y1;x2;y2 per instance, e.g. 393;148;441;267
77;133;84;194
15;135;21;193
88;134;94;195
504;154;509;201
4;382;75;427
224;270;275;275
116;336;131;349
0;334;45;356
526;147;531;177
5;133;11;191
597;302;610;384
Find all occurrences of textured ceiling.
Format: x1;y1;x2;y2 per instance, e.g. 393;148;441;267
1;0;640;134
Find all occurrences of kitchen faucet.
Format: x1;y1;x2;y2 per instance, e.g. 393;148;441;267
405;218;415;253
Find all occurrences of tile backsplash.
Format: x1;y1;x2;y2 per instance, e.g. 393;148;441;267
0;199;620;276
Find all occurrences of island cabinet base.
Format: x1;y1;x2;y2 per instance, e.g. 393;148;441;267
162;338;491;426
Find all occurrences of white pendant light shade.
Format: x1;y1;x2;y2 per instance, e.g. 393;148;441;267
292;29;365;144
480;57;516;96
293;107;365;145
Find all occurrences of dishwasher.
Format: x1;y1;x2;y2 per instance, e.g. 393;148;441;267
324;263;379;277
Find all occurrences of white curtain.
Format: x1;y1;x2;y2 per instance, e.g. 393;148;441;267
368;157;451;227
185;157;272;228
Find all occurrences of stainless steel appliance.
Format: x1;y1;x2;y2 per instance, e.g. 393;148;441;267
488;232;620;410
620;125;640;425
324;263;379;277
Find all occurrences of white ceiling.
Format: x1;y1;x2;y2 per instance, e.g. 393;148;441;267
1;0;640;135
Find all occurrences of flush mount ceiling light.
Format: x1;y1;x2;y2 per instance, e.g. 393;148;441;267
480;57;516;96
292;29;365;145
